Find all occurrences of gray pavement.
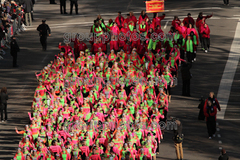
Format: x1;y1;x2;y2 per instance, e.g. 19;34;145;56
0;0;240;159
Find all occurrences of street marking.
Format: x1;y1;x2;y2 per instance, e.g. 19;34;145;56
164;21;169;29
223;119;240;121
216;122;219;126
217;19;240;119
219;147;222;150
226;18;240;19
217;134;221;138
217;128;220;131
21;85;26;92
42;54;48;63
219;141;222;144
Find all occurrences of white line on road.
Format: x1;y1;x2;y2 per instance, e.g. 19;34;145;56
219;141;222;144
217;18;240;120
217;128;220;131
217;134;221;138
42;55;48;63
164;21;169;29
223;119;240;121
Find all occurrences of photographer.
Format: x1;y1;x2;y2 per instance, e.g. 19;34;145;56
172;117;184;160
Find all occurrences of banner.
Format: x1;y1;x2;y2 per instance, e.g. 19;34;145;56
146;0;164;13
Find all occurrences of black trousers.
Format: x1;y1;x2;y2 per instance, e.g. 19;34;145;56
198;32;203;49
223;0;229;4
206;117;216;137
0;103;7;121
182;79;190;96
60;0;66;13
40;35;47;50
70;1;78;14
50;0;56;4
186;51;193;63
11;52;17;67
180;49;185;60
203;38;210;50
155;138;160;153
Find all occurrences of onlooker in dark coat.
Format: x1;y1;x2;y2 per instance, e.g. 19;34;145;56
0;87;8;122
181;62;192;96
20;0;33;26
10;36;20;67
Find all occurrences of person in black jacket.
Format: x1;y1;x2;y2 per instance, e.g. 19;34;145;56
37;20;51;51
218;149;229;160
0;87;8;122
10;36;20;67
181;62;192;96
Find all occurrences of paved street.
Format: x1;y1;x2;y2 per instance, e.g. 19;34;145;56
0;0;240;159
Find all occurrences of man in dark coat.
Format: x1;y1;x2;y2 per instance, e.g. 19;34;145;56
20;0;33;26
37;20;51;51
181;62;192;96
10;36;20;67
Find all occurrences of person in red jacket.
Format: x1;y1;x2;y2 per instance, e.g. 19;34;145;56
129;11;137;27
89;147;101;160
196;12;212;49
152;12;165;29
115;11;125;29
74;39;87;59
172;16;181;29
183;13;195;27
138;10;149;24
124;40;133;54
203;100;217;139
137;40;147;58
201;23;210;53
196;12;213;24
110;35;119;52
139;21;147;37
124;14;131;25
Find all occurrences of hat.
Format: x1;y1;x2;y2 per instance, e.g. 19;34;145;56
42;20;46;22
187;13;191;16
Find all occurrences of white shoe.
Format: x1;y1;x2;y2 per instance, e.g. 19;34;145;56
1;120;4;122
194;58;196;61
213;134;216;137
205;50;208;53
209;137;212;139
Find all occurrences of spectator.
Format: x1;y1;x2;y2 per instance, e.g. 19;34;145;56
10;36;20;67
20;0;33;26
